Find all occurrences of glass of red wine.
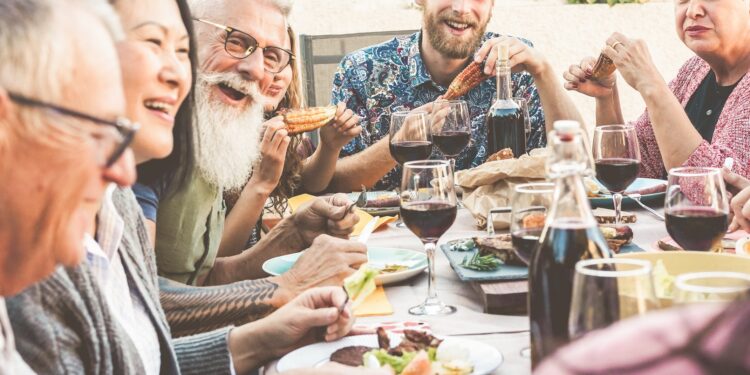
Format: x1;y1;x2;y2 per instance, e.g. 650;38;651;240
432;100;470;166
510;183;554;265
592;125;641;224
569;258;659;339
400;160;458;315
665;167;729;251
389;110;432;165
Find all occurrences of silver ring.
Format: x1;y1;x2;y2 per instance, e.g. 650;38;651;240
610;41;623;50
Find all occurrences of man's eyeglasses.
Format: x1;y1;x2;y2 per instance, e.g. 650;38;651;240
193;18;295;74
8;93;139;167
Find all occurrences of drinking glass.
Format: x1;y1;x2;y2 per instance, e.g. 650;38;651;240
432;100;470;167
389;110;432;165
592;125;641;224
569;258;659;338
513;97;532;141
400;160;457;315
490;183;554;265
675;272;750;304
665;167;729;251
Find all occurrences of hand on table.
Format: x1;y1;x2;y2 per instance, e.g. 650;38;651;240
292;193;360;244
723;169;750;232
250;116;291;193
320;102;362;151
239;286;355;359
563;55;616;98
474;36;550;77
283;234;367;292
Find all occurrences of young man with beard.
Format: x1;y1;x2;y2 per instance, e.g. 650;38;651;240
328;0;583;191
144;0;368;287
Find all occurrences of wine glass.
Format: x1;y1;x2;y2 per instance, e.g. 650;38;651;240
432;100;470;168
569;258;659;338
592;125;641;224
674;271;750;304
389;110;432;165
509;182;554;265
400;160;457;315
665;167;729;251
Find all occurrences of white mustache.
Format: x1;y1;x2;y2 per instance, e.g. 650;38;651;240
198;71;260;100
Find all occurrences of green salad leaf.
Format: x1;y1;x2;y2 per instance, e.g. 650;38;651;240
344;264;379;308
365;349;417;374
652;260;675;299
450;239;476;252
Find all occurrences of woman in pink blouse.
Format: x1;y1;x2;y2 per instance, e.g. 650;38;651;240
564;0;750;179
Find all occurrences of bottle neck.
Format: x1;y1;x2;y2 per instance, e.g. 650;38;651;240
547;172;598;227
495;62;512;101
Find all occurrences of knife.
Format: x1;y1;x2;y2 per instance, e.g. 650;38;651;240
358;216;380;244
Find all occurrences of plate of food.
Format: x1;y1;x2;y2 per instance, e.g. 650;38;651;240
347;191;401;216
276;328;503;374
735;236;750;257
262;247;427;286
586;177;667;208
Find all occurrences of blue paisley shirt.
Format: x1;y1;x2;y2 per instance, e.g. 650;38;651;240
332;31;546;190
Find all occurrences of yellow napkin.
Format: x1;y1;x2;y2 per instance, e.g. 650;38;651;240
353;286;393;317
288;194;397;237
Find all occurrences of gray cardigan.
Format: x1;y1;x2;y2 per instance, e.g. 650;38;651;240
7;188;234;374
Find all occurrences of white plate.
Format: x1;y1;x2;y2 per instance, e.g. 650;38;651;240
262;247;428;286
276;334;503;374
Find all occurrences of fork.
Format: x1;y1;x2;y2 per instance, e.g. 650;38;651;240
626;193;664;221
339;185;368;220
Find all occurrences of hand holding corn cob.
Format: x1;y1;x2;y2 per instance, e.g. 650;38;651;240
282;105;338;135
443;61;491;100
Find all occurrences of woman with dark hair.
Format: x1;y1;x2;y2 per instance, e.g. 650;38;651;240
536;299;750;374
221;24;362;254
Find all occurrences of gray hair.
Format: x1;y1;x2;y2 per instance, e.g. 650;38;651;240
189;0;293;20
0;0;122;138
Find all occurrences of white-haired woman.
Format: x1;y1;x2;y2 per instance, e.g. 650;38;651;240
565;0;750;179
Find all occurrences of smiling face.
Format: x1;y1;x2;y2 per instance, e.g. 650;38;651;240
420;0;494;59
114;0;191;163
675;0;750;58
195;0;286;110
0;5;131;295
261;29;293;112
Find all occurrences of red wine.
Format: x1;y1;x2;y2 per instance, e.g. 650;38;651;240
433;131;470;157
529;219;612;367
389;141;433;165
595;158;640;193
400;201;457;242
511;229;541;265
665;208;728;251
486;106;526;158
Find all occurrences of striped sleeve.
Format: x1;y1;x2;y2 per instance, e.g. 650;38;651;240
173;326;241;375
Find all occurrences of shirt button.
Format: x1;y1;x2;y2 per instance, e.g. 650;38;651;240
706;109;713;116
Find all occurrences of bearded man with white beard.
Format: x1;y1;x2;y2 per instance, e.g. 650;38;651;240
328;0;584;192
137;0;368;290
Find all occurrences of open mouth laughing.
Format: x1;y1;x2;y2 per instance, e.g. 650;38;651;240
216;81;254;106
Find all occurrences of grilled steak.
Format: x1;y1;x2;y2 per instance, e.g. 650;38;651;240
330;346;374;367
473;234;525;266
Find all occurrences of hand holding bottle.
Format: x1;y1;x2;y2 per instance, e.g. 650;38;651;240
474;36;550;77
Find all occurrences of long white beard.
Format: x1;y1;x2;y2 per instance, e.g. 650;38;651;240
193;72;264;191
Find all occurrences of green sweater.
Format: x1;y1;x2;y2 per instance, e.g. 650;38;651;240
155;171;225;285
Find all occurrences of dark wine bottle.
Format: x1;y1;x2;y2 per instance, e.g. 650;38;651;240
486;44;526;157
529;121;613;369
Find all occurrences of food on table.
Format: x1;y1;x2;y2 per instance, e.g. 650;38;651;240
443;61;491;100
366;195;401;208
626;182;667;196
593;207;637;224
448;239;476;252
473;234;525;266
584;177;602;197
486;147;515;162
332;328;473;375
330;346;374;367
460;252;502;271
344;264;379;308
657;239;682;251
282;105;337;135
590;53;616;83
522;212;546;229
380;264;409;273
599;224;634;253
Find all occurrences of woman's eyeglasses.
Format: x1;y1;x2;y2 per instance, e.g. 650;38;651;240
193;18;295;74
8;92;139;167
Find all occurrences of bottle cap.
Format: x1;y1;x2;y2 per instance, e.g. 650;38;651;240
553;120;581;135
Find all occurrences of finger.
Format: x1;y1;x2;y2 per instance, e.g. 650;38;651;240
346;125;363;138
602;45;618;62
301;307;340;329
563;81;579;91
343;251;368;269
729;217;739;233
474;36;507;64
722;167;750;192
568;65;587;82
337;109;355;126
483;43;501;75
336;101;346;117
581;56;597;75
339;116;359;132
276;134;291;154
328;193;352;208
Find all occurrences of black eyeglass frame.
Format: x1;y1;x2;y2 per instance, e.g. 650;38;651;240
7;92;139;167
193;18;295;74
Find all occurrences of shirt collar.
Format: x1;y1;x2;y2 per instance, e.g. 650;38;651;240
408;31;433;89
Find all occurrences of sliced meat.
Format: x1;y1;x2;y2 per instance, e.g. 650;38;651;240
473;235;525;266
330;346;374;367
377;326;390;350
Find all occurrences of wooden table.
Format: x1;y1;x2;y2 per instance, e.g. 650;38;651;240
264;204;668;374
